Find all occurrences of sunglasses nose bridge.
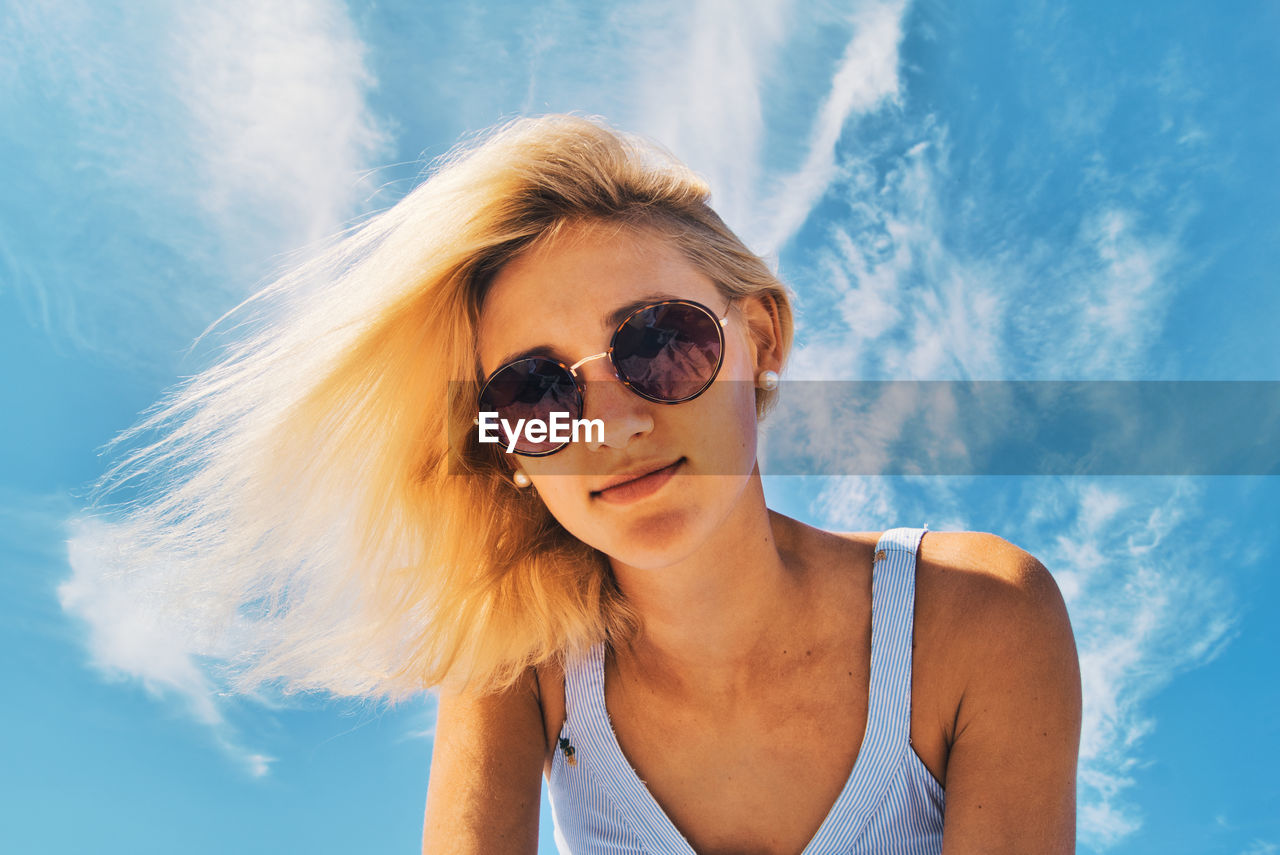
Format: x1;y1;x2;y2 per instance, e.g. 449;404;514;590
567;350;611;374
567;350;624;392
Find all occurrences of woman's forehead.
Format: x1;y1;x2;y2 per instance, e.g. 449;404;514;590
475;223;721;372
486;220;698;298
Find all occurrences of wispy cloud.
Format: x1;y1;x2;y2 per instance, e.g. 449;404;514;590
757;0;909;254
1;487;275;775
1;0;387;368
1034;207;1178;378
626;0;790;233
173;0;388;253
1030;480;1236;847
1242;841;1279;855
400;694;440;743
15;0;385;767
617;0;911;252
59;515;274;776
783;122;1179;387
783;130;1006;383
772;40;1230;846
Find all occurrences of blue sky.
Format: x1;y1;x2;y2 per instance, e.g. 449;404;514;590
2;1;1277;852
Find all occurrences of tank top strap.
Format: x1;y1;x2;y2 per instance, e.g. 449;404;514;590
866;525;929;749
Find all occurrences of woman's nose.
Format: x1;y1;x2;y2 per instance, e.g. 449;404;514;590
576;364;653;451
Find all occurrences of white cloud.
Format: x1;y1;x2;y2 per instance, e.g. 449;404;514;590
1079;799;1142;850
0;487;273;774
401;694;440;743
808;476;900;530
626;0;790;234
59;515;273;776
783;119;1180;388
978;201;1180;383
173;0;388;251
1028;479;1236;847
757;0;909;254
21;0;385;767
782;127;1010;386
1;0;387;367
618;0;911;255
775;105;1223;844
1242;841;1279;855
243;752;275;778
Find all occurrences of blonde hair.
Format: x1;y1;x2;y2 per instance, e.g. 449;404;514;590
88;114;794;700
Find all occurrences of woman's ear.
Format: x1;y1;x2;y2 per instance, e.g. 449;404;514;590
737;292;786;375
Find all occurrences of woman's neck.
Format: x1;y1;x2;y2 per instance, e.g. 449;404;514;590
606;480;837;701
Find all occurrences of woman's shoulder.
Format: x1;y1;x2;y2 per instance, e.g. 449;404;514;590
832;528;1054;603
837;529;1075;784
834;528;1068;668
789;519;1062;646
912;530;1063;630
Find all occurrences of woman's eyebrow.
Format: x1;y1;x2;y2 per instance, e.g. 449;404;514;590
603;292;680;328
489;344;561;373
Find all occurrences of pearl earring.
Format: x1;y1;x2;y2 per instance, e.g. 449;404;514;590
513;470;532;488
756;369;779;391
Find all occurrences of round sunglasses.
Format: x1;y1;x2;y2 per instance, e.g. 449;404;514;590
477;297;732;456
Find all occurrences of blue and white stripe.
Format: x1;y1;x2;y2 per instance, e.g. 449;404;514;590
547;526;945;853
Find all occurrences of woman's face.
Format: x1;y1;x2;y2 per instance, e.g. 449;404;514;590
475;221;767;570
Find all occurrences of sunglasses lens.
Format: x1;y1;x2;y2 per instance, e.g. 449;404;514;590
613;302;723;401
479;358;579;454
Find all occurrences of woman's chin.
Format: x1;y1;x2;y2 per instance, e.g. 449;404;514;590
595;499;743;572
548;466;757;569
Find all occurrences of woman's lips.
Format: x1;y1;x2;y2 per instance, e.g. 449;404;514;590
591;458;684;504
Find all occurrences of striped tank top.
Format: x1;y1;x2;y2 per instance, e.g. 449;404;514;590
546;526;945;853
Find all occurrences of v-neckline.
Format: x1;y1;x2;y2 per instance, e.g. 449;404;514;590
569;532;918;853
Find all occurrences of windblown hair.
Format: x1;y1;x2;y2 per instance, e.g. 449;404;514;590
88;114;794;699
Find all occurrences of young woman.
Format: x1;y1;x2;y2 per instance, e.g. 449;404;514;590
95;115;1081;854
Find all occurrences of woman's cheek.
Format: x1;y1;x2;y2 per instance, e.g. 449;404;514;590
699;383;759;473
530;474;613;547
531;476;581;521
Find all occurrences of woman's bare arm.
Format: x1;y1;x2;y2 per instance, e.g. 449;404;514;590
422;667;547;854
939;536;1083;854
